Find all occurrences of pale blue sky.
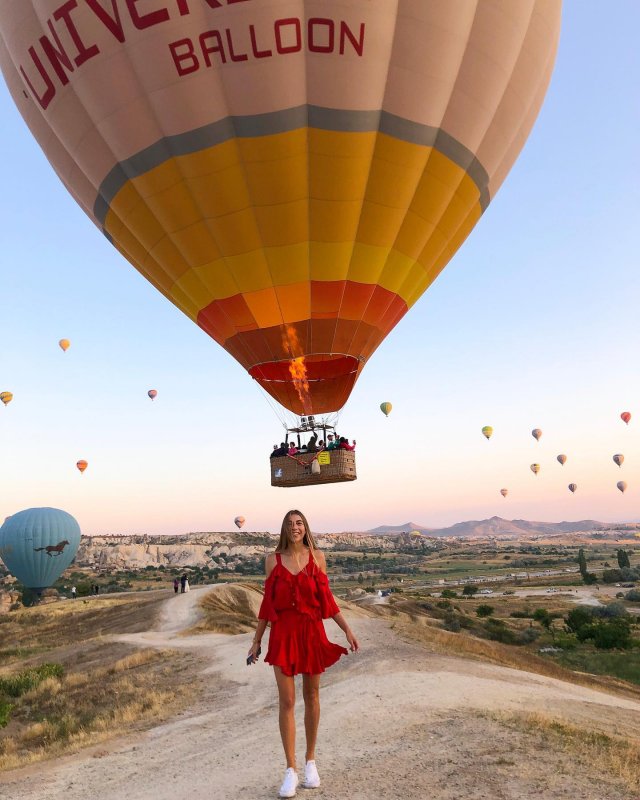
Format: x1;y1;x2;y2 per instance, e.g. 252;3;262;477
1;3;639;535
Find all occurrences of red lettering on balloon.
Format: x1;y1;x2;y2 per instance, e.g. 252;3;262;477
85;0;126;43
126;0;170;30
54;1;100;67
275;18;302;55
40;19;75;85
308;18;334;53
169;37;200;75
225;28;248;62
199;30;226;66
20;48;56;110
249;25;272;58
340;21;365;56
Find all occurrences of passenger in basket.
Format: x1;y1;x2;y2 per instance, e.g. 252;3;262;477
326;435;338;451
338;437;356;451
270;444;280;459
288;442;298;456
306;433;318;452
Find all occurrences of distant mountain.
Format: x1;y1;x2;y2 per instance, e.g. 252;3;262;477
368;517;604;538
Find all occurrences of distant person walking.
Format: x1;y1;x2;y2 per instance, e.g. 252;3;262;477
248;509;359;798
173;578;180;594
71;586;77;599
184;578;190;593
180;574;187;593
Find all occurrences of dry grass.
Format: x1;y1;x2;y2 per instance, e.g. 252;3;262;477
488;710;640;793
0;647;194;772
190;583;264;634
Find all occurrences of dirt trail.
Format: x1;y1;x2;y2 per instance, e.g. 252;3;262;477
2;587;639;800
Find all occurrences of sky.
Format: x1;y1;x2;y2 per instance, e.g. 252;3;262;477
1;3;640;536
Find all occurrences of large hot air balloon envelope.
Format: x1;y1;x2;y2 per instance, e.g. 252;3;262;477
557;454;567;466
481;426;493;441
0;507;81;591
613;454;624;468
617;481;627;494
380;402;392;418
148;389;158;401
568;483;577;494
234;516;246;529
621;412;631;425
500;488;508;498
530;464;540;475
532;429;542;442
0;392;13;407
58;339;70;352
0;2;561;416
76;460;88;474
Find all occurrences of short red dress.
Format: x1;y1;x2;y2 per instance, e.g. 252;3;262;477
258;551;348;676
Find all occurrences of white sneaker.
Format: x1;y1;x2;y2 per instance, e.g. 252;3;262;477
302;760;320;789
279;767;299;798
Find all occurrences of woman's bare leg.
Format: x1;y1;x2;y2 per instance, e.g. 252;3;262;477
274;667;296;768
302;673;321;762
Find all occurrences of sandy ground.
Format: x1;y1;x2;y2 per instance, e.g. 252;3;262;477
2;586;640;800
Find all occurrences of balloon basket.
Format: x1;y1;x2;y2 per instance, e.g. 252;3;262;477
270;450;357;488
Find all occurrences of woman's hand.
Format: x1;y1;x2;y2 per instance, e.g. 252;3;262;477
247;640;261;664
346;629;359;652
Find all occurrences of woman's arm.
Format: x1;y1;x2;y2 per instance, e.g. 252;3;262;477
248;553;277;662
316;551;360;652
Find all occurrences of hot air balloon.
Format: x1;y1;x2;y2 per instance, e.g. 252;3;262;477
58;339;70;352
613;454;624;468
617;481;627;494
481;426;493;441
621;412;631;425
530;464;540;475
76;460;88;474
557;454;567;466
148;389;158;401
500;488;508;498
0;391;13;407
0;507;81;592
532;429;542;442
568;483;577;494
234;516;246;529
0;3;561;417
380;402;392;418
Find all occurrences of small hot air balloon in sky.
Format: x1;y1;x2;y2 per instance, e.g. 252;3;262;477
76;460;88;474
482;426;493;441
613;454;624;468
532;429;542;442
530;464;540;475
0;2;561;418
148;389;158;401
557;454;567;466
234;516;246;529
380;402;392;418
0;507;81;592
621;412;631;425
58;339;70;352
0;392;13;407
568;483;577;494
617;481;627;494
500;488;508;498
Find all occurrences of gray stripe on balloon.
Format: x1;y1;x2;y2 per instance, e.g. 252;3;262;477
94;105;490;229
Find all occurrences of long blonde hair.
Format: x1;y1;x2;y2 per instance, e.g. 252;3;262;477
276;509;319;567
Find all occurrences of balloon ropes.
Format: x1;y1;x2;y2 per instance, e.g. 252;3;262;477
0;2;561;425
0;508;81;593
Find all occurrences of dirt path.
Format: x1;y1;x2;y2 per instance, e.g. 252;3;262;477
2;587;639;800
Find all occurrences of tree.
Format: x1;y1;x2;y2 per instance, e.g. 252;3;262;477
577;548;587;575
476;604;494;618
617;549;631;569
441;589;457;598
565;606;593;634
357;573;364;585
533;608;554;637
462;585;479;597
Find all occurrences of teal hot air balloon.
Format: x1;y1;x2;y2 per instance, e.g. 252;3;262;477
0;508;81;592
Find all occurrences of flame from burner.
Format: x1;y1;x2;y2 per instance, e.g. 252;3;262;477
282;325;312;414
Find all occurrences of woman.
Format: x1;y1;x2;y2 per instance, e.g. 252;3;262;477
248;510;359;798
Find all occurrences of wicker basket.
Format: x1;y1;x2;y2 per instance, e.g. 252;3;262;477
270;449;357;487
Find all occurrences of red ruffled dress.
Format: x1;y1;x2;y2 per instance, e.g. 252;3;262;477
258;552;348;676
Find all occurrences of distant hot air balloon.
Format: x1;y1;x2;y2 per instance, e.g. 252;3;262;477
482;426;493;441
530;464;540;475
617;481;627;494
76;460;88;474
621;412;631;425
0;391;13;406
0;507;81;592
148;389;158;401
557;454;567;466
532;429;542;442
568;483;577;494
0;2;561;417
380;402;392;418
234;516;246;529
500;488;508;498
613;454;624;468
58;339;70;352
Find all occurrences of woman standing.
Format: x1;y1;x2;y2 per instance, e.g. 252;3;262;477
248;510;359;798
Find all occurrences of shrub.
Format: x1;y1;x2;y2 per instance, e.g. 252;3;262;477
510;609;533;619
593;619;632;650
441;589;457;599
0;663;64;697
442;612;461;632
476;604;494;618
565;606;593;633
626;589;640;602
591;602;629;620
462;585;479;597
436;600;452;610
533;608;552;629
518;627;540;644
0;700;12;728
483;619;518;645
